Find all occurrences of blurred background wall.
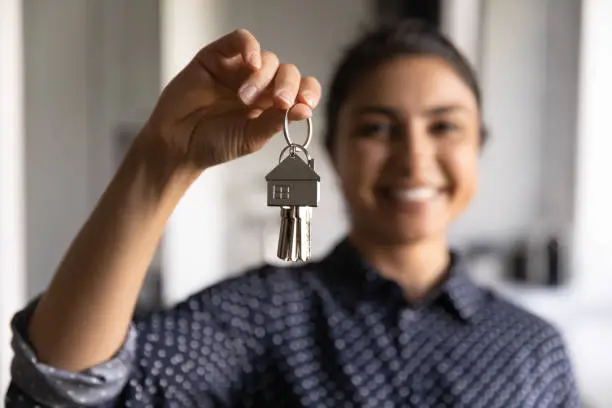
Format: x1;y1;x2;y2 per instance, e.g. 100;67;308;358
1;0;611;405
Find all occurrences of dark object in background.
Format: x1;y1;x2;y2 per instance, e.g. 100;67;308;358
375;0;442;27
510;241;529;282
509;236;566;287
546;238;562;286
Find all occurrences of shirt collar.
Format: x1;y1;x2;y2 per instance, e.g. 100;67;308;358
321;237;486;322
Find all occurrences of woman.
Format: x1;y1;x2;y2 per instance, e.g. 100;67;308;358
7;21;579;407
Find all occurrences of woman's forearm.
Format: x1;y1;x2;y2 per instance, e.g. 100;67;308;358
28;136;201;372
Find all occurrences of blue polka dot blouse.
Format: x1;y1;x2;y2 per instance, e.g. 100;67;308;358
6;238;580;407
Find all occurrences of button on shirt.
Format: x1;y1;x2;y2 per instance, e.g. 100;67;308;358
6;238;580;407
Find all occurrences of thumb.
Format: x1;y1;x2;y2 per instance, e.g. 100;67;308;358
245;104;313;145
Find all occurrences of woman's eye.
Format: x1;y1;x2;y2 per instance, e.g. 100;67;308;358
429;121;460;136
355;123;392;138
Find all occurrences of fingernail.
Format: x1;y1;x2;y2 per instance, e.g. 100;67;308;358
277;90;293;106
247;52;261;69
301;92;314;107
239;85;258;104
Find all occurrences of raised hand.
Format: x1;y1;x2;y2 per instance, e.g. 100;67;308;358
140;29;322;170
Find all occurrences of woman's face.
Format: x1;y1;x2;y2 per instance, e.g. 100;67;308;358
333;55;481;245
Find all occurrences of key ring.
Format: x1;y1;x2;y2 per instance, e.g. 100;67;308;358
279;143;311;163
283;107;312;150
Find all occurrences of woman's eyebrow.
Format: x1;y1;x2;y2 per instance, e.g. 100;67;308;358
350;105;400;120
350;104;470;119
422;104;469;116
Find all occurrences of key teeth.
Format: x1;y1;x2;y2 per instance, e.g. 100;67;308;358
278;252;311;263
276;205;313;263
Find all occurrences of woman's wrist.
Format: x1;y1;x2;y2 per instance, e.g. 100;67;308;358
124;130;203;209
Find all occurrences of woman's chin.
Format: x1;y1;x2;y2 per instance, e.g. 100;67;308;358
377;209;450;243
356;219;445;246
350;201;450;245
389;225;444;244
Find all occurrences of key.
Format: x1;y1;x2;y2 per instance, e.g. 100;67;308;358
265;109;320;262
277;206;292;261
296;206;311;260
277;206;299;261
265;153;320;262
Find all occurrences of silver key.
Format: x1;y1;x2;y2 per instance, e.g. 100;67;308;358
296;206;312;261
277;206;292;261
265;109;320;262
277;206;299;261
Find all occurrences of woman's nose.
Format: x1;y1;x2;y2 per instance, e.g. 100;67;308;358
393;124;435;172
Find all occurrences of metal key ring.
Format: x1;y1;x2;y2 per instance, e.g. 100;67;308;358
283;107;312;149
279;143;311;163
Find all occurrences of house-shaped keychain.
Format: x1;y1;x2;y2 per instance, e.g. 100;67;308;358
265;155;320;207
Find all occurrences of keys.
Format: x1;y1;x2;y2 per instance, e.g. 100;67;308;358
265;109;320;262
276;205;312;261
266;153;319;261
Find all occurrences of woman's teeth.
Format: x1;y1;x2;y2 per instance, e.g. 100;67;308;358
392;187;438;202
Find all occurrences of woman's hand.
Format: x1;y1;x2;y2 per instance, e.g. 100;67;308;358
140;29;322;171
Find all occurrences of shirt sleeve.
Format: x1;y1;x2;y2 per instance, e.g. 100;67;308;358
4;297;137;407
5;268;272;408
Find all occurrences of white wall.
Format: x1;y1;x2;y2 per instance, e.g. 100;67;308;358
0;0;26;395
22;0;161;299
441;0;483;70
449;0;549;246
159;0;229;306
23;0;91;298
447;0;579;251
573;0;612;307
85;0;161;202
569;0;612;403
540;0;580;233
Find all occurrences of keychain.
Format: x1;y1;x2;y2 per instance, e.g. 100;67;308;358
265;108;320;262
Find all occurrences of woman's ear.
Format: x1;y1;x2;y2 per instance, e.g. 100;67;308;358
479;123;489;148
323;133;339;173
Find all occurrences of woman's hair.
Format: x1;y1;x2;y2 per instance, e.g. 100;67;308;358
324;19;487;155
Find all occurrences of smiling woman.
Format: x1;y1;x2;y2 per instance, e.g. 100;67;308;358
6;20;579;408
326;22;485;299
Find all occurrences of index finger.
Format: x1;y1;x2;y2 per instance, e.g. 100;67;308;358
205;29;261;69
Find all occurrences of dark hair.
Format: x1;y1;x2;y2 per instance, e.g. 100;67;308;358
324;19;487;154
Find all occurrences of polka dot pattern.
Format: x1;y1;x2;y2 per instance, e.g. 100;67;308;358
6;239;580;407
